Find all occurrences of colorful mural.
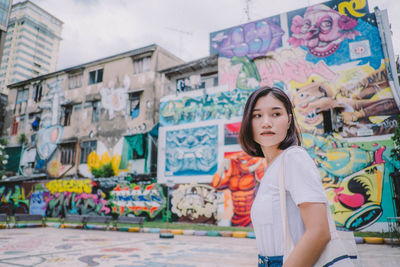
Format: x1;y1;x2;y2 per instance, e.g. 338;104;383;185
212;152;265;226
171;183;221;224
109;183;166;218
158;0;399;230
165;125;218;176
0;179;166;221
160;87;251;126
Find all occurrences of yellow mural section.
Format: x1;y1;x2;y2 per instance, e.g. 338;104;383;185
46;179;92;194
87;151;123;176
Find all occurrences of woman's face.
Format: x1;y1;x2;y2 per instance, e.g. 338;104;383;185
251;94;291;151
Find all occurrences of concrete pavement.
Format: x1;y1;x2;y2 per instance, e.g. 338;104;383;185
0;228;399;266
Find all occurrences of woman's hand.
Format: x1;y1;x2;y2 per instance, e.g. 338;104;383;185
283;202;331;267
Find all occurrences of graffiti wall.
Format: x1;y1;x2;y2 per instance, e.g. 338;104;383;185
156;0;399;230
0;178;166;220
208;0;398;231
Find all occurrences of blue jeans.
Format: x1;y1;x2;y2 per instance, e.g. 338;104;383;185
258;255;283;267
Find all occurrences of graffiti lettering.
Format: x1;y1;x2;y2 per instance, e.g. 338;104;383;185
45;191;110;217
160;89;251;126
257;54;338;87
210;17;284;59
109;183;166;218
338;0;367;18
0;185;29;214
365;166;377;175
46;179;92;195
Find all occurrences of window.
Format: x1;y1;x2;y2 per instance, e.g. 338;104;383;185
60;105;72;126
322;110;333;133
88;69;103;84
33;84;42;103
68;72;82;89
59;143;76;165
91;101;100;123
133;57;151;74
16;88;29;104
80;140;97;163
322;109;342;133
129;91;142;119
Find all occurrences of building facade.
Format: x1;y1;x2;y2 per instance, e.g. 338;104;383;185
156;0;400;231
2;44;183;180
0;0;63;95
0;0;12;64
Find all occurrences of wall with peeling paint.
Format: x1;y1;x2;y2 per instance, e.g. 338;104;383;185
2;45;183;179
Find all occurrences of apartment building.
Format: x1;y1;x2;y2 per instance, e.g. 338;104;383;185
0;0;12;64
0;0;62;95
2;44;183;179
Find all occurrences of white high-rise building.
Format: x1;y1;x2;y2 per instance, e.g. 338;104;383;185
0;0;62;95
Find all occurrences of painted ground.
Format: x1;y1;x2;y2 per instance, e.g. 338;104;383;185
1;228;400;266
0;228;257;267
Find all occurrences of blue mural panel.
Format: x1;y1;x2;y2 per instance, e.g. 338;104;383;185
165;125;218;176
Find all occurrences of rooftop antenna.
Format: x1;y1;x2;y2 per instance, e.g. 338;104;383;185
244;0;252;21
165;27;193;58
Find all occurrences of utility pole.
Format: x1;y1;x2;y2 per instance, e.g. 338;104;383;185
165;27;193;58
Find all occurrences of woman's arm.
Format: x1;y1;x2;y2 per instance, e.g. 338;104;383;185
283;202;331;267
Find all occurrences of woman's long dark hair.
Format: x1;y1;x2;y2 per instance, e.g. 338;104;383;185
239;86;301;157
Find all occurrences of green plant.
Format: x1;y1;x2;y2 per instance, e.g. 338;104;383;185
91;162;115;178
17;133;27;145
0;138;8;179
391;115;400;164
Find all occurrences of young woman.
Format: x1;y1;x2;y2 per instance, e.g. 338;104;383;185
239;87;331;267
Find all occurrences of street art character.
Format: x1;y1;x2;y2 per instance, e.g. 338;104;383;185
325;164;384;230
289;4;360;58
212;152;266;226
293;81;345;132
165;126;218;176
302;133;386;230
171;183;220;223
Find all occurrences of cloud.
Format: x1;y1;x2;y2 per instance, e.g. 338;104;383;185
25;0;400;70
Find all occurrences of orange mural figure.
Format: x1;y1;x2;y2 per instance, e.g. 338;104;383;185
211;151;266;226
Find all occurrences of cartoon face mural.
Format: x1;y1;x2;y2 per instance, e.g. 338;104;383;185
289;4;360;58
212;152;266;226
292;81;344;129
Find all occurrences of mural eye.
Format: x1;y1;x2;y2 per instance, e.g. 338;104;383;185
299;93;307;99
320;18;332;33
301;20;311;33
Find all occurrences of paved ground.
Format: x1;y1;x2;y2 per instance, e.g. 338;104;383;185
0;228;399;266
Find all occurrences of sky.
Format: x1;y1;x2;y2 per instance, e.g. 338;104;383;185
21;0;400;71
